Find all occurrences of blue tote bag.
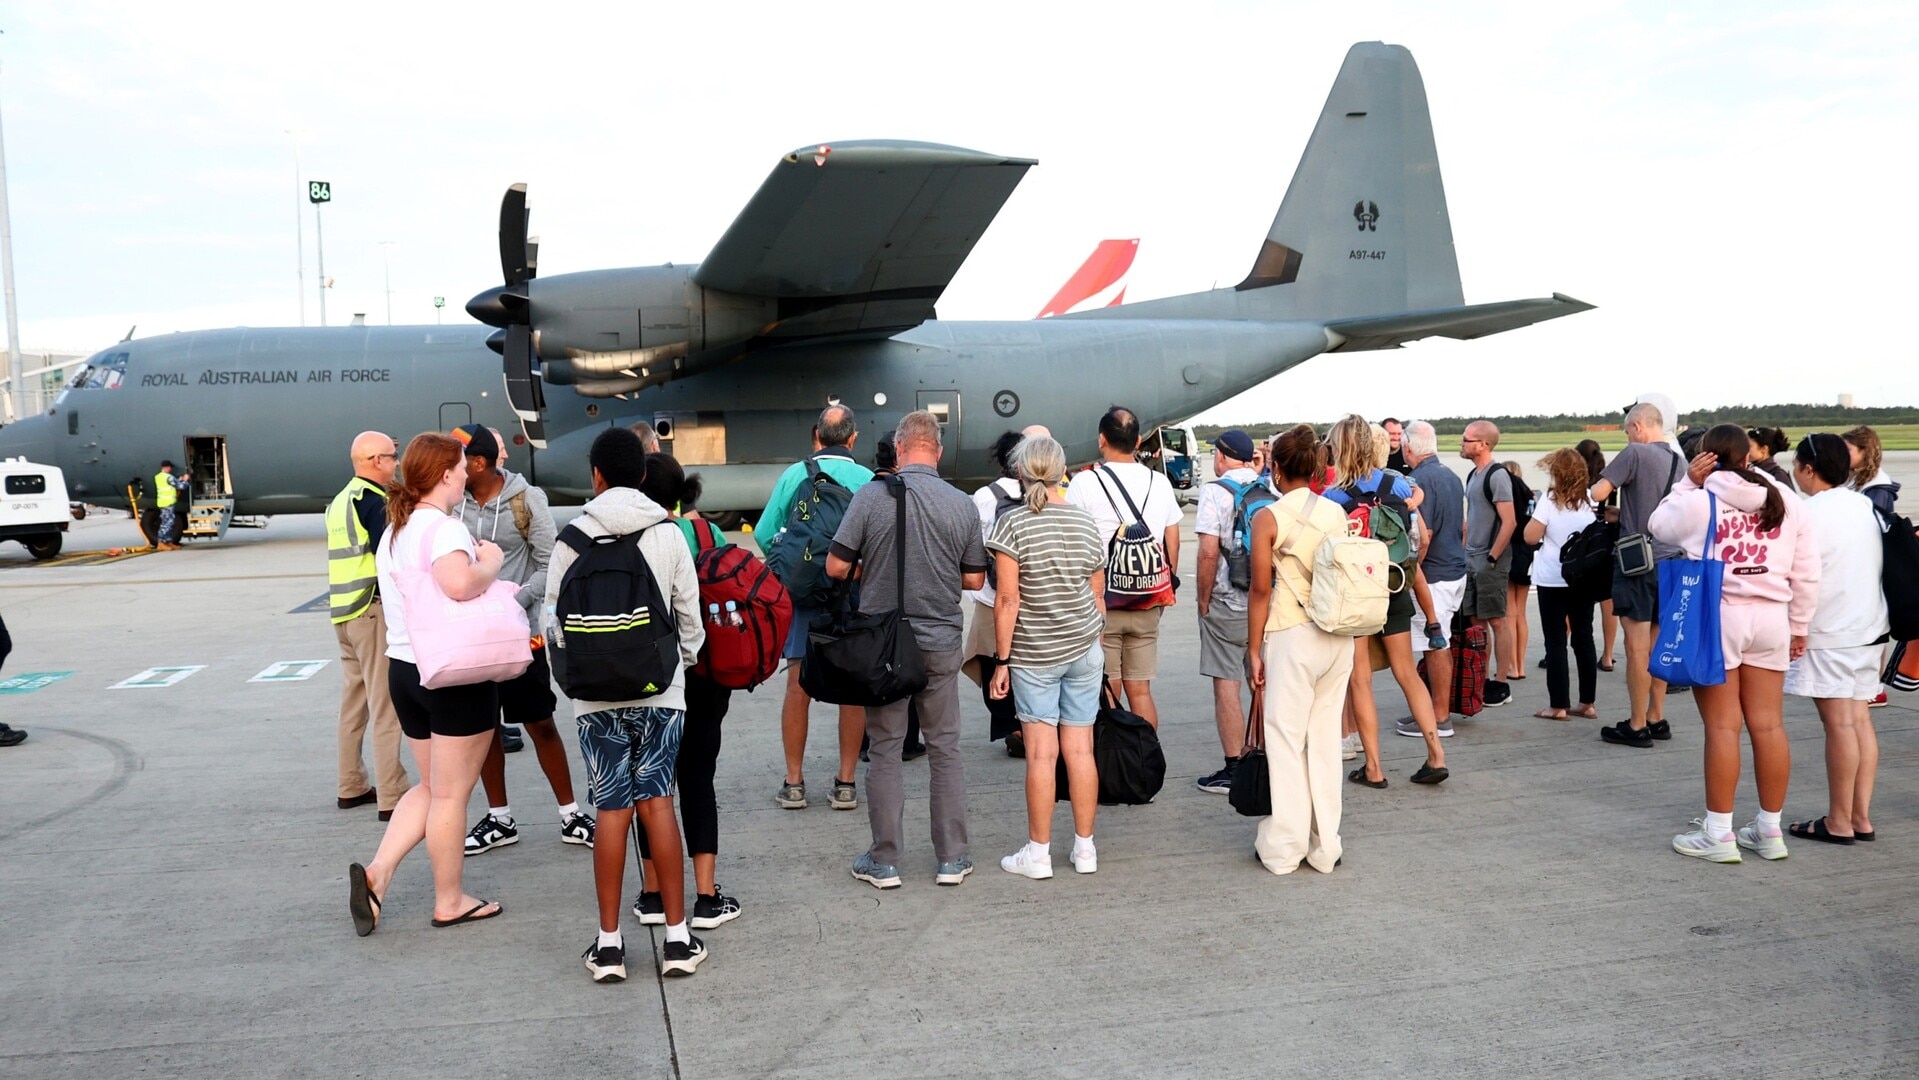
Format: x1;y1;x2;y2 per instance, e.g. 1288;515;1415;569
1650;491;1726;688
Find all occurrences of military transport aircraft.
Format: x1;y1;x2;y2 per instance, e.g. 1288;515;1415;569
0;42;1591;534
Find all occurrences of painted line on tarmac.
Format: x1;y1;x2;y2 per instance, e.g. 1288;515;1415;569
0;671;74;694
249;660;330;683
0;572;323;590
109;665;205;690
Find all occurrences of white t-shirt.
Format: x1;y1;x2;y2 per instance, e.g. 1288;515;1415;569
375;505;479;665
1195;467;1260;611
1799;486;1889;649
1066;462;1183;550
965;477;1022;608
1528;497;1596;590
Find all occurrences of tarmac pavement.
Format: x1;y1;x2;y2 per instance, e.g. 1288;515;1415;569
1;509;1915;1078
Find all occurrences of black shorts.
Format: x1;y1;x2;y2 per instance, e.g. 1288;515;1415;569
1612;566;1661;623
389;658;500;740
1382;582;1414;637
497;646;558;725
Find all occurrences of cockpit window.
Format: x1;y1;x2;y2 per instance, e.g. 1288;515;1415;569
65;351;130;391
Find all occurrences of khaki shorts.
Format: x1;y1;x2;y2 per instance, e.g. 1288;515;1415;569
1198;602;1251;682
1102;607;1164;680
1462;550;1512;621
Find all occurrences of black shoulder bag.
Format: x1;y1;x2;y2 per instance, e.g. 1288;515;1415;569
1613;450;1681;578
799;473;929;707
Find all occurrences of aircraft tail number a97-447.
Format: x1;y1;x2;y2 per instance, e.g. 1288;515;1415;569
0;42;1590;520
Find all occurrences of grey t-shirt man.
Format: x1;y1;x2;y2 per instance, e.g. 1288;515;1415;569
1465;463;1514;559
1602;441;1686;559
1411;456;1467;581
829;464;990;653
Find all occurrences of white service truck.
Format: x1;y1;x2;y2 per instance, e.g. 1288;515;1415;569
1;458;71;560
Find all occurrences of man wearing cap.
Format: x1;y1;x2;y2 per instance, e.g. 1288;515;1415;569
1194;429;1267;793
448;423;597;856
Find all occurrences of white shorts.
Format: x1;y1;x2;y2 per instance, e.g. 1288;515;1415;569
1785;644;1881;701
1411;574;1466;654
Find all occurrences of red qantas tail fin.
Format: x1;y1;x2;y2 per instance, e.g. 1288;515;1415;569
1036;239;1138;318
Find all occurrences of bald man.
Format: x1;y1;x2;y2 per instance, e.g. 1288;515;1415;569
327;432;412;818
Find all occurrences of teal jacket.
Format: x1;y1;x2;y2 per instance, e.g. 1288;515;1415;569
753;448;874;540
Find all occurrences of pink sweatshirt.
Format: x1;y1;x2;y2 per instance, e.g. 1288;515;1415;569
1649;471;1821;635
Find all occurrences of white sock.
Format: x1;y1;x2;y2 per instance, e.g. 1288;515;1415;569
1026;840;1051;861
490;805;512;825
597;927;622;950
558;801;580;818
1756;808;1782;833
1703;810;1733;839
665;921;690;945
1073;833;1095;853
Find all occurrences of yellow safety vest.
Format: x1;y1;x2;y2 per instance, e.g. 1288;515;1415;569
326;476;385;624
154;471;178;509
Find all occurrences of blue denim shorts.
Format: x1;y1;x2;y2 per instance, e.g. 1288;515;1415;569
1009;643;1105;727
576;705;684;810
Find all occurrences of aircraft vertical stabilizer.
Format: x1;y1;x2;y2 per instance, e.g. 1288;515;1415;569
1237;42;1464;317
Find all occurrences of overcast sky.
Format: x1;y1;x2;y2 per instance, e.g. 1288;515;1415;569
1;1;1912;424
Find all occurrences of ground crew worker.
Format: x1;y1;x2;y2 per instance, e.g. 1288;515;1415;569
153;461;190;550
327;432;412;820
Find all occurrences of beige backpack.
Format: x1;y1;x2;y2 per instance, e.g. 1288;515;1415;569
1276;492;1398;637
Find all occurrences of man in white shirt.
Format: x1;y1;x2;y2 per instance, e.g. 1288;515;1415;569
1066;406;1182;727
1193;429;1264;792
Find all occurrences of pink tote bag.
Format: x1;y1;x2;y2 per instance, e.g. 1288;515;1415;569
397;519;532;688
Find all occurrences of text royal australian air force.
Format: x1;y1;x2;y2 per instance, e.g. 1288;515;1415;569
139;367;393;387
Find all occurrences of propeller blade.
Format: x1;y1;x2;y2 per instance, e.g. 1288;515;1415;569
501;324;541;422
498;184;530;287
526;236;539;282
519;416;547;449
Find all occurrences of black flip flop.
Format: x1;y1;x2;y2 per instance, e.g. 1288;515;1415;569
1410;763;1450;785
348;862;382;937
1347;767;1387;789
431;900;505;928
1787;818;1855;845
1856;830;1876;842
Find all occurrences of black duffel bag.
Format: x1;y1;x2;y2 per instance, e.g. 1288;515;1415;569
1229;688;1270;817
1055;682;1165;805
800;474;928;708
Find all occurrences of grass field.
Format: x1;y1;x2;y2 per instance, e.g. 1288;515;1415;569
1456;425;1919;453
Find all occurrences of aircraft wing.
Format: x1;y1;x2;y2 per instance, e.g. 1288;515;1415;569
693;141;1035;339
1323;294;1595;351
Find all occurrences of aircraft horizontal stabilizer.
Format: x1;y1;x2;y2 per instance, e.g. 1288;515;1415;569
1322;293;1595;352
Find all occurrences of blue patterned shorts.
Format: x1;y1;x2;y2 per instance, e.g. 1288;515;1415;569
576;706;684;810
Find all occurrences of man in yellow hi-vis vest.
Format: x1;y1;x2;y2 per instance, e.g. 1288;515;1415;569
153;461;190;550
328;432;411;818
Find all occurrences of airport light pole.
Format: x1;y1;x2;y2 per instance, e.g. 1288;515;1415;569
0;35;25;421
379;240;394;325
285;130;306;327
433;296;444;325
309;180;331;326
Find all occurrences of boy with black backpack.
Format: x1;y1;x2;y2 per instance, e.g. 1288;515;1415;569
755;405;873;811
1194;430;1274;794
546;428;707;983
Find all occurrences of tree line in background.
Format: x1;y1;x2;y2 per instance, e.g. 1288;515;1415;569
1192;403;1919;443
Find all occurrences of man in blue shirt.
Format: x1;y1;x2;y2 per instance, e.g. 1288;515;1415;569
1404;421;1469;734
757;405;874;812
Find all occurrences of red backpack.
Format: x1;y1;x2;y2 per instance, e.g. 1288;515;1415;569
679;517;793;690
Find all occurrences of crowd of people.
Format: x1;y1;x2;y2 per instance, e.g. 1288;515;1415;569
326;396;1907;981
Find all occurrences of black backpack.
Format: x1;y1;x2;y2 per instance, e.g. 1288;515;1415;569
982;478;1025;589
1054;683;1166;805
1878;508;1919;641
550;523;681;701
764;458;855;608
1560;518;1619;599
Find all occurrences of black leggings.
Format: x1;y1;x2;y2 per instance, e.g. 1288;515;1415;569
1537;585;1598;709
636;671;729;860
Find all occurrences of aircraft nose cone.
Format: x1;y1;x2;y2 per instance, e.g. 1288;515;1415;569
0;414;57;467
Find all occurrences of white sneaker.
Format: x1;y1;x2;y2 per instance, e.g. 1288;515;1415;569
1341;733;1362;761
1070;841;1097;875
1000;845;1054;880
1735;821;1788;861
1672;820;1742;863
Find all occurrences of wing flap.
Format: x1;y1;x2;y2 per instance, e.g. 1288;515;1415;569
693;141;1033;337
1324;293;1595;351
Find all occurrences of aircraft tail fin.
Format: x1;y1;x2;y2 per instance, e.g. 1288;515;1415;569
1237;42;1464;317
1037;239;1138;318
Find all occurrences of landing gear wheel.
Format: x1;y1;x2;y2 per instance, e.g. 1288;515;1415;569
26;534;62;560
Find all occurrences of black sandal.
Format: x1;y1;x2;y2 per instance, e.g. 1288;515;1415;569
431;900;505;928
1347;767;1387;789
1410;763;1450;785
349;862;382;937
1787;817;1855;845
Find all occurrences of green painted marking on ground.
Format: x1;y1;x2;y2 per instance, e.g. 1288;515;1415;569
0;671;75;694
